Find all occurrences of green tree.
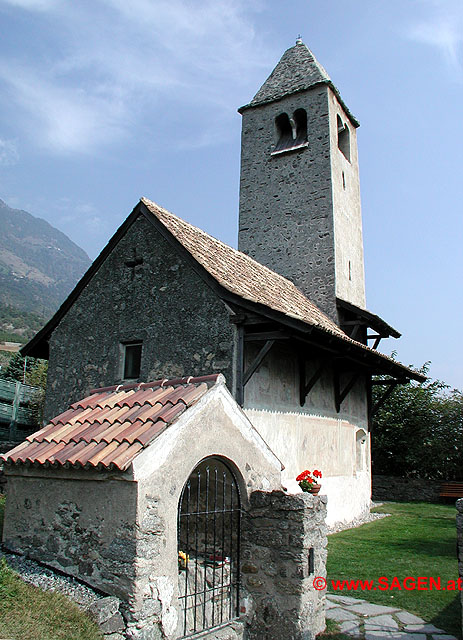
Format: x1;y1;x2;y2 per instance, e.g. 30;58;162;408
1;352;27;382
372;364;463;480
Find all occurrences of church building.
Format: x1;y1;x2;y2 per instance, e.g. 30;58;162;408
21;40;423;526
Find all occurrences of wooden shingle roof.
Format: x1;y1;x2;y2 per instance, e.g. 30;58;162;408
141;198;345;339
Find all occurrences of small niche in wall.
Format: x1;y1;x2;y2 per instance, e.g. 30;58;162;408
356;430;367;472
337;115;350;162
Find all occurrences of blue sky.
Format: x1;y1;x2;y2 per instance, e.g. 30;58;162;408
0;0;461;390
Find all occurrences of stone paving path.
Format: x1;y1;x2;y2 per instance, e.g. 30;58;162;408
326;594;458;640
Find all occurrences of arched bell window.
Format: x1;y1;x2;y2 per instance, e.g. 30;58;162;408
293;108;308;146
274;109;308;153
177;457;242;637
337;114;350;162
275;112;293;152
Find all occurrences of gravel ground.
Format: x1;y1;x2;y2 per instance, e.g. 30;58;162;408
328;503;390;534
0;547;103;607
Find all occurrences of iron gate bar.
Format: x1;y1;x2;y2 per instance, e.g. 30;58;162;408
202;467;210;629
220;470;226;624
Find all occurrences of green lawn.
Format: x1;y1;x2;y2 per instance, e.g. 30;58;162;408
327;502;461;639
0;494;102;640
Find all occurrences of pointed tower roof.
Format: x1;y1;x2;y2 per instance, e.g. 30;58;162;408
239;40;359;126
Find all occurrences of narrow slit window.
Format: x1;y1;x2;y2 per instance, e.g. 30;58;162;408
123;342;142;379
342;171;346;190
337;115;350;162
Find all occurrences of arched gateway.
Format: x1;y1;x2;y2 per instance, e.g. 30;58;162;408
177;457;242;637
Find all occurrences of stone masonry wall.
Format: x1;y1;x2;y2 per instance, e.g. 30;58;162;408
45;213;234;421
242;490;327;640
2;472;138;601
372;475;440;503
238;86;338;322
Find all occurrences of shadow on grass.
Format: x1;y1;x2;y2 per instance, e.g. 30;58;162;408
431;592;462;639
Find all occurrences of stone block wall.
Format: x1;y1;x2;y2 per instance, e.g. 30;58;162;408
45;213;234;421
241;490;327;640
372;475;440;503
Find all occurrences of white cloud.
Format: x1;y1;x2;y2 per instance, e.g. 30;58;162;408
0;0;268;154
406;0;463;75
0;0;58;9
0;138;19;165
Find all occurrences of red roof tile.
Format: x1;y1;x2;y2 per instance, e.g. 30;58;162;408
1;375;218;472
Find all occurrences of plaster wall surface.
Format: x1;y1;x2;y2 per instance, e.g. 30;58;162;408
245;407;371;525
243;344;370;524
45;214;233;421
329;90;366;309
244;343;368;425
238;86;338;321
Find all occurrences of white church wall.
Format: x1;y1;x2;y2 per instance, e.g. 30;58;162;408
244;408;371;525
244;344;371;525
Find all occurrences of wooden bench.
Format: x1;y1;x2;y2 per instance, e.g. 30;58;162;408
440;482;463;499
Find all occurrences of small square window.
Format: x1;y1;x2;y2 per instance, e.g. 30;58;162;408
123;342;142;380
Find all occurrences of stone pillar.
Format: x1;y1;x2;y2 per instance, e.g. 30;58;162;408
456;499;463;637
242;490;327;640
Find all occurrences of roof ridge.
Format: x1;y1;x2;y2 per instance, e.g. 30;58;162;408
89;373;222;396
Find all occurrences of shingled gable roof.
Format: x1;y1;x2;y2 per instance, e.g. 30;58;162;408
1;374;219;472
22;197;424;382
141;198;345;339
238;41;359;128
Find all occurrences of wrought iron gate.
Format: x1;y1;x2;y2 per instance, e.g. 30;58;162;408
177;457;241;637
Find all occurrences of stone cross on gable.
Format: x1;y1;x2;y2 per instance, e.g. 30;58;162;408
124;248;143;280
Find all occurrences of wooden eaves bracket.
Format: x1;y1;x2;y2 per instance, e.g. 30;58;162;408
235;330;276;406
367;334;382;350
243;339;275;386
333;369;361;413
299;359;324;407
370;378;407;416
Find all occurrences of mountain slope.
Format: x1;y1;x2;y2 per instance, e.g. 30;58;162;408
0;200;91;317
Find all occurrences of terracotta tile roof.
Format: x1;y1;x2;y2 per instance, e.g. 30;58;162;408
142;197;346;339
1;375;219;472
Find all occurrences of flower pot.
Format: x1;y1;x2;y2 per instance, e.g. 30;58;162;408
309;484;321;495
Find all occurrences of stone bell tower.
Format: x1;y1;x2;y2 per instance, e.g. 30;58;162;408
238;39;366;323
